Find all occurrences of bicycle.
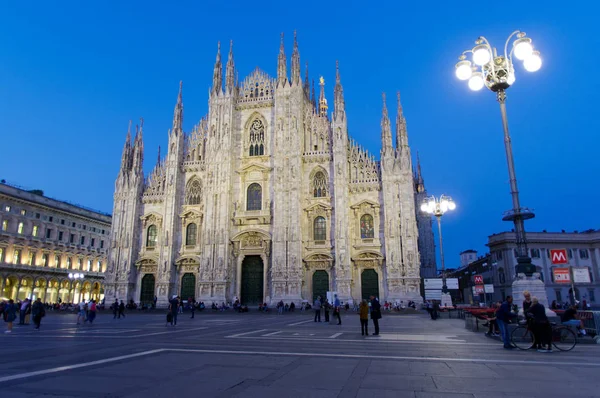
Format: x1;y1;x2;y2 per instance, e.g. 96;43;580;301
511;320;577;351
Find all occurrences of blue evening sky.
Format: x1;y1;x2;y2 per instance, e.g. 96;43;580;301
1;1;598;268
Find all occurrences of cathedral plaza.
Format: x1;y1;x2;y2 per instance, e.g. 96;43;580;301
1;311;600;397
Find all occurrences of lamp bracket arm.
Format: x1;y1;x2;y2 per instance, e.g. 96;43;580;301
503;30;523;60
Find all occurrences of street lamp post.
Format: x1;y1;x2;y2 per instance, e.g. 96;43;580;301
454;31;541;276
421;195;456;297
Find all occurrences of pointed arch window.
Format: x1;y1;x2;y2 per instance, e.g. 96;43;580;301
314;216;326;241
248;119;265;156
246;183;262;211
146;225;158;247
186;179;202;205
360;214;374;239
186;223;197;246
313;171;328;197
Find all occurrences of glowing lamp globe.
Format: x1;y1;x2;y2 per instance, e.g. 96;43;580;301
448;201;457;211
420;203;429;213
507;71;516;85
472;45;491;66
524;51;542;72
468;73;484;91
455;60;472;80
513;38;533;61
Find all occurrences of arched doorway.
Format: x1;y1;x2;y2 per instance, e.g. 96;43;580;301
180;273;196;299
140;274;156;305
241;256;263;305
361;269;380;300
312;270;329;302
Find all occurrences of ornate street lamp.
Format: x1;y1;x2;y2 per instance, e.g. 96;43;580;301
421;195;456;294
455;31;540;276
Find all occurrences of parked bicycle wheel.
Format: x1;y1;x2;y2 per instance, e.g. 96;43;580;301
552;326;577;351
511;325;535;350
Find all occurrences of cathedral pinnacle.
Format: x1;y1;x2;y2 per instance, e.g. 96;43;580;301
120;120;133;174
333;60;345;122
225;40;235;93
318;76;328;117
311;79;316;111
396;91;408;148
291;30;301;85
304;62;310;99
132;118;144;175
277;33;287;87
416;151;425;192
212;42;223;95
381;92;393;154
172;81;184;134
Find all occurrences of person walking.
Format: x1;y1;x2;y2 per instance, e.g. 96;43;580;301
370;296;382;335
334;294;342;325
112;299;119;319
324;299;330;323
314;297;322;322
88;300;97;324
189;298;196;319
169;296;179;326
118;300;126;319
31;298;45;330
77;300;87;325
3;299;17;333
19;298;30;325
496;296;518;349
359;299;369;336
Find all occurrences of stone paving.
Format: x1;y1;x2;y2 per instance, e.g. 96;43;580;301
1;309;600;397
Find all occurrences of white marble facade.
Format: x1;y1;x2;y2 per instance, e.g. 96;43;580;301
105;34;423;307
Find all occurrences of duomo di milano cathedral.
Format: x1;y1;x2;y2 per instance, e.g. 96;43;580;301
105;33;436;307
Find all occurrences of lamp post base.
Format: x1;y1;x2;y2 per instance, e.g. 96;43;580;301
440;292;453;308
512;273;555;317
515;256;536;277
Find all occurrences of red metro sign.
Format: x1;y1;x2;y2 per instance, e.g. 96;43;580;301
550;249;568;265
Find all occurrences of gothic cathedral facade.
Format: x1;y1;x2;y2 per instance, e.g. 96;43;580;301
105;34;424;307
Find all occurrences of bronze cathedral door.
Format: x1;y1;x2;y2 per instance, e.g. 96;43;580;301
241;256;264;305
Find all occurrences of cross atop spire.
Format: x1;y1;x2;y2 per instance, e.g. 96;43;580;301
277;32;287;87
212;42;222;94
225;40;235;93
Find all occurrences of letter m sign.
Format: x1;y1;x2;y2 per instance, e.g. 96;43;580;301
550;249;568;265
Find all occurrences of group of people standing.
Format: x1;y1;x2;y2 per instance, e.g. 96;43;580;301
1;298;46;332
312;294;382;335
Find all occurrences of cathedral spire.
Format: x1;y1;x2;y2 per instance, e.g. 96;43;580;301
304;62;310;99
157;145;161;166
290;30;301;85
318;76;328;117
396;91;408;148
172;81;184;135
416;151;425;192
225;40;235;93
333;60;345;122
277;33;287;87
120;120;133;174
311;79;316;110
212;42;222;95
381;93;393;155
132;118;144;175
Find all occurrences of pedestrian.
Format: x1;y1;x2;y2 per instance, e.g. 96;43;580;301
432;300;440;320
324;299;330;322
112;299;119;319
334;294;342;325
88;300;97;324
118;300;126;319
522;290;532;313
77;300;87;325
526;297;551;352
19;298;30;325
31;298;45;330
153;295;157;309
3;299;17;333
189;298;196;319
314;296;322;322
369;295;382;335
496;296;518;349
169;296;179;326
359;299;369;336
277;300;284;315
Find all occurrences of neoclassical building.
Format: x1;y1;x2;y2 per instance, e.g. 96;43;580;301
0;182;109;303
105;34;423;307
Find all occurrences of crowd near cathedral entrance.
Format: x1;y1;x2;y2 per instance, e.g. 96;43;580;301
241;256;264;305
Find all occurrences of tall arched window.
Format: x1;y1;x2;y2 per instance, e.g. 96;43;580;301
314;216;326;241
246;183;262;211
248;119;265;156
360;214;374;239
313;171;327;197
186;223;197;246
146;225;158;247
186;179;202;205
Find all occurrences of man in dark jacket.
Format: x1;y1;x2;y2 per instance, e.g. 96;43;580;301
496;296;517;349
369;296;382;336
31;298;45;330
